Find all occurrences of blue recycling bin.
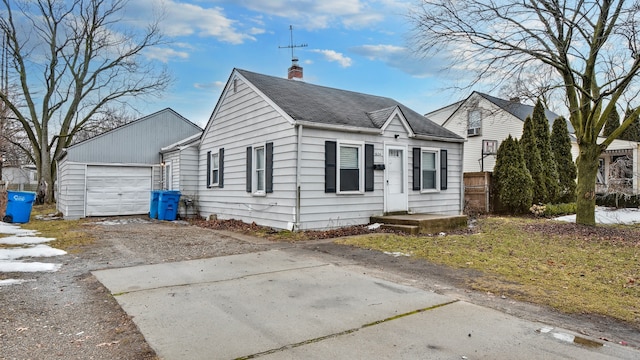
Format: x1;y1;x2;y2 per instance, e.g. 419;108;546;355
4;191;37;223
157;190;181;221
149;190;161;219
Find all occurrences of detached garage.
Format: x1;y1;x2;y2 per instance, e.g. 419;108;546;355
56;108;202;219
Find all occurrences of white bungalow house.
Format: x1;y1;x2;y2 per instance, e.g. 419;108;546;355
427;92;640;195
198;68;465;231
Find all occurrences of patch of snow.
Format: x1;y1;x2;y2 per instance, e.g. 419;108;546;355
0;222;38;236
368;223;382;230
0;223;64;276
0;245;67;260
0;235;56;245
383;251;411;257
92;218;152;225
554;207;640;225
0;261;62;272
0;278;35;287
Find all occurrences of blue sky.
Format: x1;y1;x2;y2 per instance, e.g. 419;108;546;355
129;0;467;127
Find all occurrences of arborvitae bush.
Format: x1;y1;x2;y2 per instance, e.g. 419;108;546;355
520;116;546;204
621;107;640;141
551;117;577;203
602;109;620;138
532;100;559;203
493;135;533;213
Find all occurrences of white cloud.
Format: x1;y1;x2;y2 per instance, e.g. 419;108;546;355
232;0;382;30
144;47;189;63
311;49;353;67
129;0;257;44
352;44;404;60
351;44;438;78
194;81;226;90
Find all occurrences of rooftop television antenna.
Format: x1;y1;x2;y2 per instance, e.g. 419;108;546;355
279;25;307;63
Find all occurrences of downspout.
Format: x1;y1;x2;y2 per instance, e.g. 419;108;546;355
295;124;303;230
460;143;465;215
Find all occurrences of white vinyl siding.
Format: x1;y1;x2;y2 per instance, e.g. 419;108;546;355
198;76;297;229
55;161;87;219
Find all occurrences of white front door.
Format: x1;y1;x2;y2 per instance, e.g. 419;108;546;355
385;145;408;213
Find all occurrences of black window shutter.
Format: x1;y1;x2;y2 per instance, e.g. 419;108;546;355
266;142;273;193
325;141;337;193
246;146;252;193
219;148;224;188
412;147;421;191
365;144;374;192
440;149;448;190
206;150;211;188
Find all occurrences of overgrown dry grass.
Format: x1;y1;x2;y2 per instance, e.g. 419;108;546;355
18;204;96;252
336;216;640;324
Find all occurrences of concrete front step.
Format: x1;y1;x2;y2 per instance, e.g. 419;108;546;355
370;214;468;234
380;224;419;235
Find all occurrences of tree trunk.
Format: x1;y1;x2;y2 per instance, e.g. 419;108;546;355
575;142;600;226
39;147;55;204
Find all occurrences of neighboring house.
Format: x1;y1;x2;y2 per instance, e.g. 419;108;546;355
160;133;202;218
584;137;639;195
198;68;465;231
428;91;640;195
2;165;37;191
56;108;202;219
426;91;561;173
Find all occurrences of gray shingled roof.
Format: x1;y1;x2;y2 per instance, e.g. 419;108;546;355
237;69;463;140
477;93;568;128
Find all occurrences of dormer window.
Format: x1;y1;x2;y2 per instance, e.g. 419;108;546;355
468;110;481;136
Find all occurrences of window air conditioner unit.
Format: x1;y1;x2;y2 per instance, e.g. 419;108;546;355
468;127;480;136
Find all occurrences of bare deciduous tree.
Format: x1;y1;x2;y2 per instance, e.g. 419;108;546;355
0;0;171;202
411;0;640;225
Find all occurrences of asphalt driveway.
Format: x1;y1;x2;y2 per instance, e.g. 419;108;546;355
93;249;639;360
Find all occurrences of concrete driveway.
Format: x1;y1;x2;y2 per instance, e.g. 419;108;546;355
93;249;639;360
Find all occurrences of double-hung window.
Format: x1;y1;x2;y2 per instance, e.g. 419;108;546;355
338;143;362;192
246;142;273;195
421;150;438;190
468;110;481;136
255;146;265;193
211;153;219;186
207;149;223;188
412;147;447;192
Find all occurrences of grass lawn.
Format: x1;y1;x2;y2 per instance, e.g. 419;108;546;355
336;216;640;325
20;204;96;252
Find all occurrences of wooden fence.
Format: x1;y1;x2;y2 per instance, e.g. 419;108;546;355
464;172;492;214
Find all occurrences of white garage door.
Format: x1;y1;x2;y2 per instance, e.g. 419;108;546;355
86;165;152;216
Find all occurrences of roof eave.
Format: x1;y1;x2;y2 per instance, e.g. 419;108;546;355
294;120;381;134
412;134;466;143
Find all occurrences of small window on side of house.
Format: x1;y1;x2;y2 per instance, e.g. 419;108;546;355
210;153;219;186
421;149;439;191
468;110;481;136
338;142;364;193
255;146;265;193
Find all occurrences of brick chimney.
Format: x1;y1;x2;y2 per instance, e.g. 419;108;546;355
288;58;303;80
